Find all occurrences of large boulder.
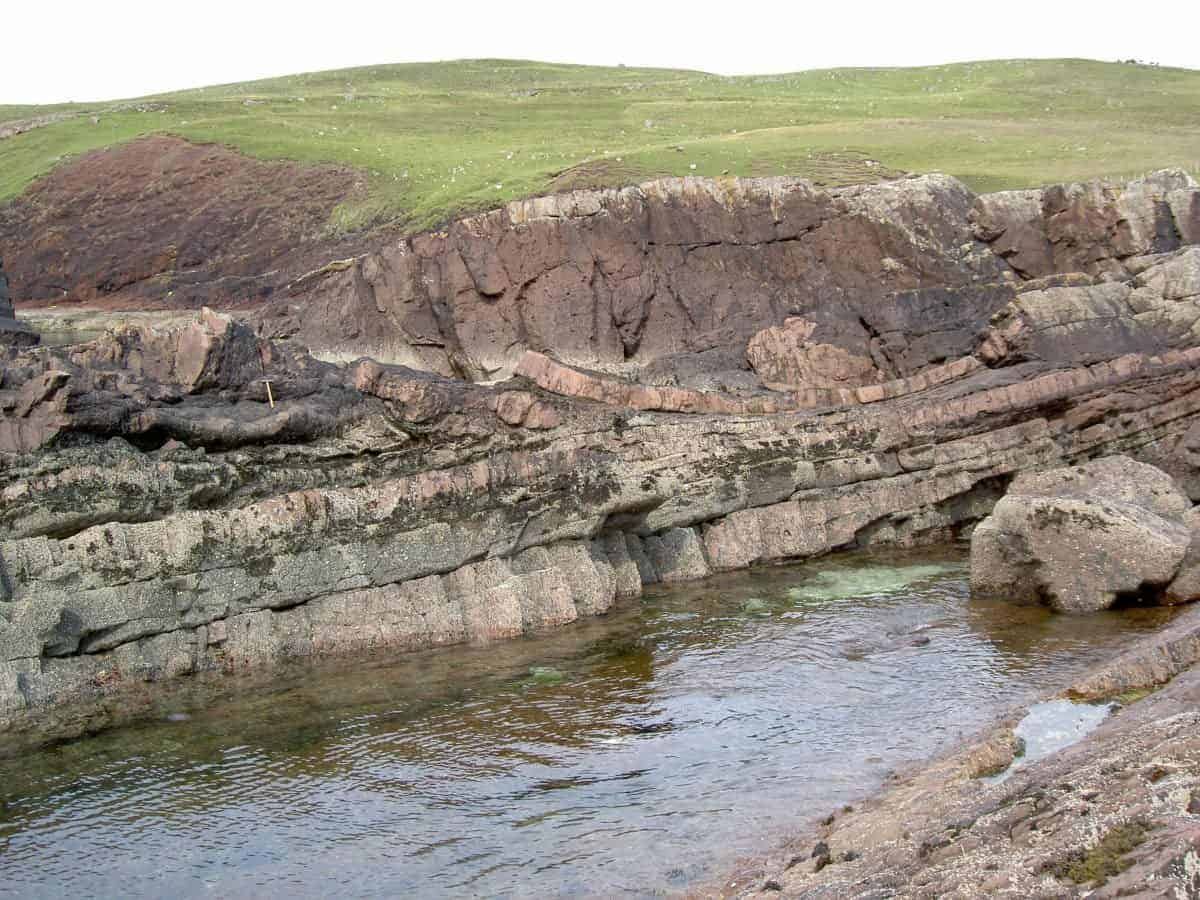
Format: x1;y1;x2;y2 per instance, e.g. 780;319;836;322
970;456;1198;612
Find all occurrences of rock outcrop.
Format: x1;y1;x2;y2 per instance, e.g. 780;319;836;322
252;170;1198;381
970;457;1198;612
0;307;369;455
0;258;37;347
258;174;1016;377
713;605;1200;899
2;170;1200;750
971;169;1199;279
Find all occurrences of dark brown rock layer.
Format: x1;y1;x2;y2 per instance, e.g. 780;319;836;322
0;136;363;309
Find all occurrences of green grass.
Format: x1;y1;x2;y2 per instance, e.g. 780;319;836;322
2;58;1198;233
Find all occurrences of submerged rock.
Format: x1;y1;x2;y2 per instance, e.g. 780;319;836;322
970;456;1199;612
788;563;961;603
526;666;565;685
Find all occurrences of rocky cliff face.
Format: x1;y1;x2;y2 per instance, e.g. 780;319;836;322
1;170;1200;750
259;170;1199;385
259;174;1012;378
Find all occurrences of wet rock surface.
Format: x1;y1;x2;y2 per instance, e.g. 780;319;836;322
971;456;1199;612
1;170;1200;753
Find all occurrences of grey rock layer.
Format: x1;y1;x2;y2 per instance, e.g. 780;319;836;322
2;171;1200;750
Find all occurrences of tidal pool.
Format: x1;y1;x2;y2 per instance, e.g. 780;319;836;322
987;698;1116;784
0;547;1177;898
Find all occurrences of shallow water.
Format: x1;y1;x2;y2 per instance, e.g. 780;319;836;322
0;547;1177;898
987;698;1115;785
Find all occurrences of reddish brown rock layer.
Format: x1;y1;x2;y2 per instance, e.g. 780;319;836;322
517;349;986;413
259;174;1013;377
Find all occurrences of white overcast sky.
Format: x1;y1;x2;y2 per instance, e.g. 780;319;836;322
5;0;1199;104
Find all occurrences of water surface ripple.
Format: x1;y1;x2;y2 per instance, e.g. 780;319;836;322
0;548;1175;898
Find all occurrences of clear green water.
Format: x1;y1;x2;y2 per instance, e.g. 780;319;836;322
0;547;1176;898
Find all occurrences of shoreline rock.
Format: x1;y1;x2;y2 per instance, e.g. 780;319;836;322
2;171;1200;752
970;456;1199;612
703;605;1200;899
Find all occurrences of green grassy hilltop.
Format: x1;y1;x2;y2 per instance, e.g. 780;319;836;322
2;58;1198;233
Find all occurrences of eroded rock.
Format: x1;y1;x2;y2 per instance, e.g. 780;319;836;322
2;168;1200;749
970;456;1197;612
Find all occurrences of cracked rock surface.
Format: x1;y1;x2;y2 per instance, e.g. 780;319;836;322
2;170;1200;752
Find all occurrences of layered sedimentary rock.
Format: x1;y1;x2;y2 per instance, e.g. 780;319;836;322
2;171;1200;749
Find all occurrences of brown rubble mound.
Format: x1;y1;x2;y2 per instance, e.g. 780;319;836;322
0;135;363;309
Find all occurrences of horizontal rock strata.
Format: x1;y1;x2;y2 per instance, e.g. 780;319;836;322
515;349;987;413
2;171;1200;750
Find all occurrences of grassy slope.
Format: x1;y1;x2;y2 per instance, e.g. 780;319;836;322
2;58;1198;233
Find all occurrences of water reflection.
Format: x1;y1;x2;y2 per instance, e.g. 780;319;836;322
0;546;1176;898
